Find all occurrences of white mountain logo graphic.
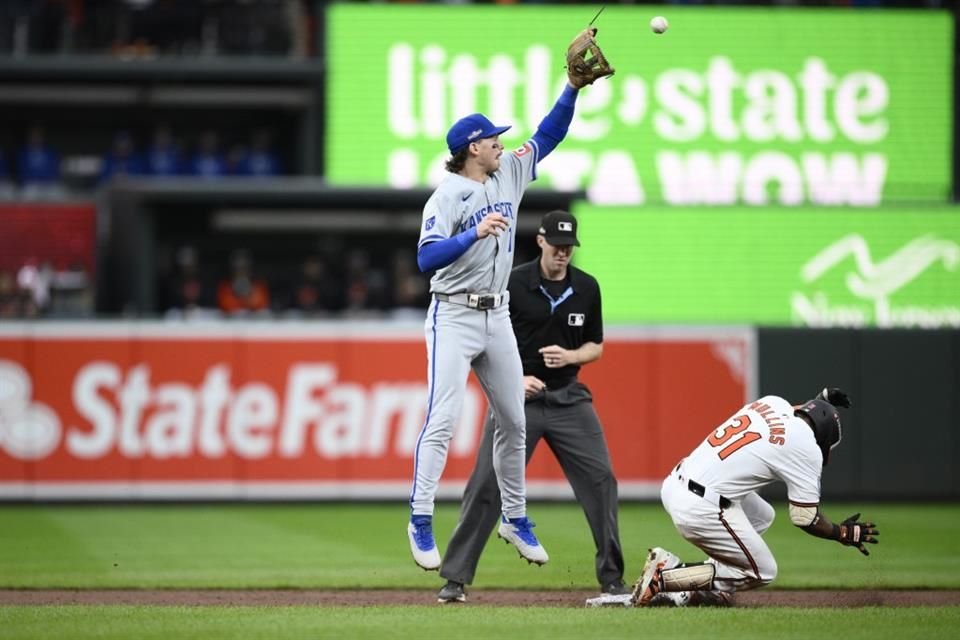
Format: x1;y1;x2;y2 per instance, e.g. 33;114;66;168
792;234;960;327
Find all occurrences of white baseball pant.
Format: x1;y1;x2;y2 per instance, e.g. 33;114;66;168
660;465;777;592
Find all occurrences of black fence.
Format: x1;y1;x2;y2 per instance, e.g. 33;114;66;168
758;328;960;500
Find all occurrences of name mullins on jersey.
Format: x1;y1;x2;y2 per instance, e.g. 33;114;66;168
747;399;788;446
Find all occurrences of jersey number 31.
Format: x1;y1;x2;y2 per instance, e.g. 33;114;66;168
707;414;761;460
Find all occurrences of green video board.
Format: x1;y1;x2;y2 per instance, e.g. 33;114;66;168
573;204;960;327
326;5;952;206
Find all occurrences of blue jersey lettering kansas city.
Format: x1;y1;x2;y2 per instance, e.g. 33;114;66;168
458;201;515;233
418;142;539;294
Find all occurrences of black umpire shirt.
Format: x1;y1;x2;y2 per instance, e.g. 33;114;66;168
508;258;603;388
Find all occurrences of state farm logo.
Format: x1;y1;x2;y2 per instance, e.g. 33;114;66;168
791;234;960;327
0;361;62;460
0;360;482;462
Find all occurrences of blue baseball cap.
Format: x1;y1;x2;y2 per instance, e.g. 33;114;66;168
446;113;511;155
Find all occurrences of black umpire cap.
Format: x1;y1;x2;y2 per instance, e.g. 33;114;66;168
538;210;580;247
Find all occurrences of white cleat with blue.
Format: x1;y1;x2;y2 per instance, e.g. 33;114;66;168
497;515;549;565
408;515;441;571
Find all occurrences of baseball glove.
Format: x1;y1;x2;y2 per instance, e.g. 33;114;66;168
566;27;614;89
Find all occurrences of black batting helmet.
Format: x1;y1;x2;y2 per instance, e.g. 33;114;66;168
795;398;842;466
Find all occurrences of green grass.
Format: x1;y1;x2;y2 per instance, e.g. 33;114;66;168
1;605;958;640
1;502;958;589
1;502;958;639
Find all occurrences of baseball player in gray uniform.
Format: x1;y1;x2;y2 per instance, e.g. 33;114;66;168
620;388;879;608
408;69;600;571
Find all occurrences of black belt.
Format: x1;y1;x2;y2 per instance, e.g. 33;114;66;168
542;376;576;389
687;480;732;509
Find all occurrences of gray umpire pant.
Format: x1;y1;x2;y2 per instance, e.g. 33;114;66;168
440;381;624;588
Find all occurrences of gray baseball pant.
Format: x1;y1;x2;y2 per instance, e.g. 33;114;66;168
411;300;527;518
440;381;624;588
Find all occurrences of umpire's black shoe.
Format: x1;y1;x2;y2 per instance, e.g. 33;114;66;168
437;580;466;603
602;579;630;596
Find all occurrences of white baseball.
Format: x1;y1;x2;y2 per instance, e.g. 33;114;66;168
650;16;669;35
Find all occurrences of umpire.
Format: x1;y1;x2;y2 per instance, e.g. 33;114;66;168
437;210;626;603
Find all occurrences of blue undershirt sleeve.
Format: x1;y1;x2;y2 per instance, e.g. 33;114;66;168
530;85;578;161
417;227;480;272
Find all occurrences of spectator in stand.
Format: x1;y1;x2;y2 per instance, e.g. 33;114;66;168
289;254;344;316
99;131;145;183
16;259;54;314
0;151;16;199
18;125;64;199
344;248;389;315
237;129;282;177
344;249;370;313
49;261;94;317
146;125;183;176
390;250;429;316
217;249;271;316
190;130;226;178
0;270;23;317
163;245;217;319
225;143;248;176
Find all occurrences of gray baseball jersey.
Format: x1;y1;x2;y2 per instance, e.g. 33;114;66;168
418;143;538;294
410;141;539;520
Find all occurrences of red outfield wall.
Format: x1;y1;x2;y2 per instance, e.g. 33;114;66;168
0;323;753;499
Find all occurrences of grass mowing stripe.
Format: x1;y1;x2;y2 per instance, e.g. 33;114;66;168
1;502;958;589
1;606;959;640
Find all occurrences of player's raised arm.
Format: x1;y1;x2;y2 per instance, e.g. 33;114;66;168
528;27;615;163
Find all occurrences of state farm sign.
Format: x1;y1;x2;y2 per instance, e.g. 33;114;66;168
0;323;751;499
59;362;479;460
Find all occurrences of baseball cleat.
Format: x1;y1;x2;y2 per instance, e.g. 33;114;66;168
602;579;630;596
630;547;676;606
497;515;549;565
649;589;733;607
652;546;682;571
437;580;466;604
696;591;733;607
647;591;690;607
408;515;441;571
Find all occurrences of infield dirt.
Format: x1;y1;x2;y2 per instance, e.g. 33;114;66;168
2;589;958;607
